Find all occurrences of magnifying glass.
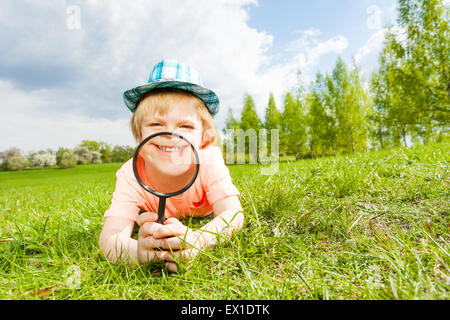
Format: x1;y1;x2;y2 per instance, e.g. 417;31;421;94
132;132;200;224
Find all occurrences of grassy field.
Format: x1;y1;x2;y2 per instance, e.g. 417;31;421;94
0;142;448;300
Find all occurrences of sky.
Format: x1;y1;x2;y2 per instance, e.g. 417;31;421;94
0;0;400;152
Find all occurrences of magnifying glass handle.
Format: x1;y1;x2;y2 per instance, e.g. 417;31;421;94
157;197;166;224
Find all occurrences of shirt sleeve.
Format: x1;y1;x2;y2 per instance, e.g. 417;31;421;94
201;146;240;205
103;162;143;222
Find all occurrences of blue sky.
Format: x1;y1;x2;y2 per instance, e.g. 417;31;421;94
247;0;397;74
0;0;400;152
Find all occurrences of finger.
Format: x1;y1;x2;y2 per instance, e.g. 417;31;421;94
139;249;167;264
146;235;191;251
164;251;195;271
153;222;187;239
139;235;166;250
165;261;178;273
163;236;192;250
162;250;177;263
139;221;164;238
164;217;181;225
162;249;197;262
136;212;158;227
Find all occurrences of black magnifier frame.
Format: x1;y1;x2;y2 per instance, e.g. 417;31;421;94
132;131;200;224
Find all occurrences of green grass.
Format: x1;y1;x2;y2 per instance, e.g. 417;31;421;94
0;142;448;299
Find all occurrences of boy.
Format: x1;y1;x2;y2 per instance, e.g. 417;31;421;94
99;60;244;272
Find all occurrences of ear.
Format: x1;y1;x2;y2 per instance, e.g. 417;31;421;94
201;128;216;149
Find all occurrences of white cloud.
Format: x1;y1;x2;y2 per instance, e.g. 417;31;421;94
0;80;134;152
242;30;348;116
0;0;349;152
0;0;272;151
355;28;387;80
354;24;410;84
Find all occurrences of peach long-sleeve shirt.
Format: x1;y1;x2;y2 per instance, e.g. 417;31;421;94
104;146;240;221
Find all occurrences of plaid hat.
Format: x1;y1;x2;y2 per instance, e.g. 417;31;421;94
123;60;220;116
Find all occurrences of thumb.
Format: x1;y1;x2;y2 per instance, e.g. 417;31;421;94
136;211;158;227
164;217;181;226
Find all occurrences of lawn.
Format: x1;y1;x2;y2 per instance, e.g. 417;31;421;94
0;142;448;299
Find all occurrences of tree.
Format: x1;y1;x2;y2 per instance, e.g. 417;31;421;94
0;148;26;171
281;92;307;158
240;94;262;131
28;150;56;167
6;156;26;171
79;140;102;152
111;145;134;163
90;151;102;164
222;107;241;164
263;93;282;154
306;73;335;157
56;147;70;167
239;94;262;162
371;0;450;145
370;53;396;149
99;143;112;163
264;93;281;132
59;152;77;169
224;107;240;132
73;146;92;164
325;57;369;154
80;140;112;163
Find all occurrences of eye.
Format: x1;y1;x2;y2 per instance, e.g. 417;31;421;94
147;122;162;127
180;124;194;129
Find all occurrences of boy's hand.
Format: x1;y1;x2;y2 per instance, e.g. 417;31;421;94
137;213;204;271
136;212;168;265
158;218;204;272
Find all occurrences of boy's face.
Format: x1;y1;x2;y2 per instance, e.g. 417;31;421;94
139;97;202;178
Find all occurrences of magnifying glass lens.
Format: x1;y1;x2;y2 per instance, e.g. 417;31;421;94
135;133;198;195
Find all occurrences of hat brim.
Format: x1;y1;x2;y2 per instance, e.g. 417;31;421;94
123;81;220;116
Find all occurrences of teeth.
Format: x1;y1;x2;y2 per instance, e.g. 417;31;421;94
157;145;185;152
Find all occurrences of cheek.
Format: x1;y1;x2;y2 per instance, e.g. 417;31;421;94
190;129;203;149
140;126;149;139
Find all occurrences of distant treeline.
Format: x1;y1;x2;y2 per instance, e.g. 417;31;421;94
223;0;449;159
0;142;135;171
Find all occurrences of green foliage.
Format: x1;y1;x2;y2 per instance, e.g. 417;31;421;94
110;145;134;163
56;148;70;167
224;107;240;132
264;93;282;132
0;148;26;171
5;156;26;171
90;151;103;164
306;75;335;157
306;58;371;158
73;147;92;165
371;0;450;146
331;58;369;154
79;140;103;153
240;94;262;132
263;93;282;156
79;140;112;163
59;152;77;169
281;92;307;158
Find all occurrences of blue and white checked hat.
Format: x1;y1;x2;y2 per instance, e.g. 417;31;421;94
123;60;220;116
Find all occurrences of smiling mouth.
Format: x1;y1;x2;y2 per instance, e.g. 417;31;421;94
154;144;189;152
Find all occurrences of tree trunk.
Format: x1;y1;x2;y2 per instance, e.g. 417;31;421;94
379;126;384;150
402;127;408;147
350;132;355;154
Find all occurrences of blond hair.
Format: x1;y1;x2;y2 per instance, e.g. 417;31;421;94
130;88;217;149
